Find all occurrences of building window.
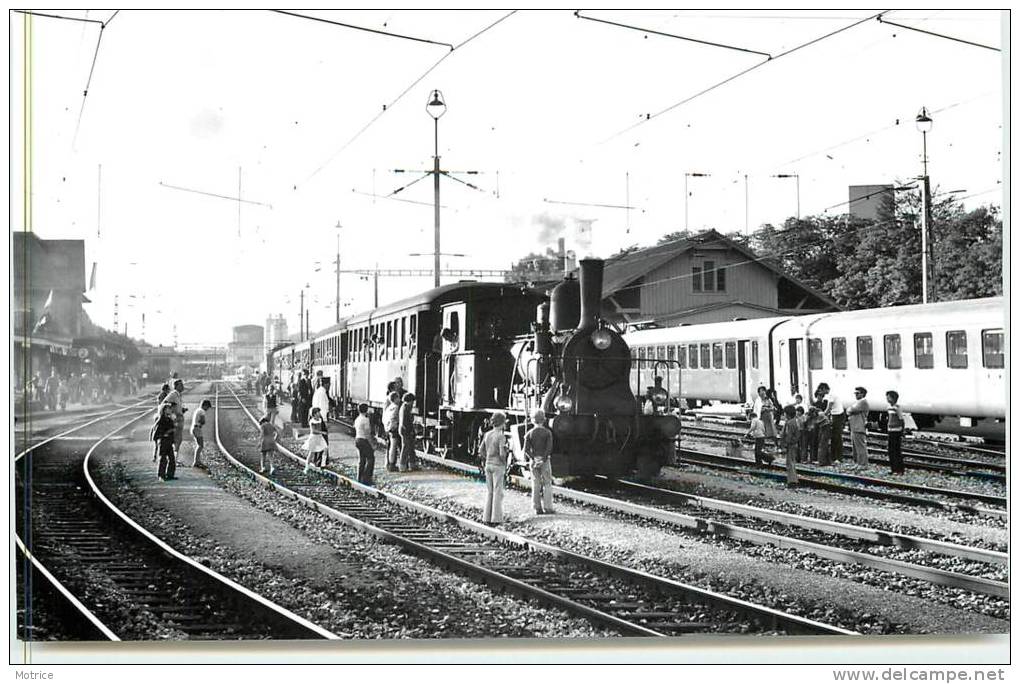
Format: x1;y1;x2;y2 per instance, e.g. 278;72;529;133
724;341;736;369
692;266;702;292
751;341;758;369
832;337;847;370
883;334;901;369
699;343;711;369
703;261;715;292
808;338;823;370
716;266;726;292
947;331;968;368
982;329;1004;368
913;332;933;369
857;336;874;369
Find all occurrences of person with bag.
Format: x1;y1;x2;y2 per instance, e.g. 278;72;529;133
303;407;329;471
480;411;509;525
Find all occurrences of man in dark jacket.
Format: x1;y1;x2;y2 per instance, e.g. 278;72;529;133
398;392;418;471
298;370;313;427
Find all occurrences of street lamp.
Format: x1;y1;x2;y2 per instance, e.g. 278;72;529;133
772;173;800;219
684;172;711;232
916;106;934;303
426;89;447;288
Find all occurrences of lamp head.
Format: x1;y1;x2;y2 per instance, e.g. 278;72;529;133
426;89;447;120
915;106;933;133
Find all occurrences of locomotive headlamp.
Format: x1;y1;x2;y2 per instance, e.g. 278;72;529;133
650;386;669;407
555;394;575;413
590;327;613;351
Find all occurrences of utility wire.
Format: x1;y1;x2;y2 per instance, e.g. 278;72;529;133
301;10;517;185
604;10;888;142
877;15;999;51
441;170;488;194
544;198;639;210
271;10;454;50
388;172;433;197
159;181;274;208
12;9;103;25
575;10;772;57
73;23;106;147
351;188;448;208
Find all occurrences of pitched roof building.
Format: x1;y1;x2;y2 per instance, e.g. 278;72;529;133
597;229;840;326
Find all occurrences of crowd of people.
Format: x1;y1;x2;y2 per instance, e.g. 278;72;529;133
20;369;139;412
150;373;212;482
744;383;906;485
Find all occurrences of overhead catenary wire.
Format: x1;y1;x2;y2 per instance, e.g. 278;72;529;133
575;10;772;57
603;10;889;143
300;10;517;185
12;9;104;25
271;10;454;50
876;15;1000;52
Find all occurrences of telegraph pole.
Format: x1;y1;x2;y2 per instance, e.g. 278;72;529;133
334;222;341;324
916;107;935;303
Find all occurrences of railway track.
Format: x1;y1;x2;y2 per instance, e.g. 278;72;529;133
220;386;852;637
15;395;335;642
680;423;1005;482
676;448;1007;512
353;434;1007;600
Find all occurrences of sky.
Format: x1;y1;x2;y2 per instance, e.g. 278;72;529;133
9;10;1006;347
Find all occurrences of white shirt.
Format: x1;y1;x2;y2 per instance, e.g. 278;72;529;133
354;415;373;440
826;392;845;415
312;386;330;416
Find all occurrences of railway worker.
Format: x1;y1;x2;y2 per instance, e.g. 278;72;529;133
354;403;379;485
480;411;509;525
818;383;846;461
191;399;211;468
524;408;555;515
846;387;870;466
383;391;402;472
153;403;177;481
258;416;280;475
779;405;801;486
885;390;905;475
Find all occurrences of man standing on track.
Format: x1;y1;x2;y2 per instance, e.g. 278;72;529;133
846;386;870;466
524;409;555;515
354;403;378;485
191;399;211;468
161;379;187;477
885;390;905;475
383;391;402;472
819;383;846;462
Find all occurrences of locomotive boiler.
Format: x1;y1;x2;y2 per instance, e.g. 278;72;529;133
509;259;680;478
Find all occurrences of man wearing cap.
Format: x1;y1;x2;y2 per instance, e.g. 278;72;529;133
524;408;555;515
846;386;870;466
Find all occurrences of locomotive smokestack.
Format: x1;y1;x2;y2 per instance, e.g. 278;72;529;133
577;258;604;332
558;237;566;276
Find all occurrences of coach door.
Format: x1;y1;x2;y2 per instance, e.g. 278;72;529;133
440;303;466;407
737;341;748;403
788;338;803;399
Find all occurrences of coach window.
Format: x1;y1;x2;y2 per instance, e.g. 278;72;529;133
883;334;902;369
401;318;407;356
808;338;823;370
677;345;686;368
857;336;874;369
654;345;664;362
636;346;646;369
946;331;968;369
724;341;736;369
831;337;847;370
711;342;723;369
982;329;1004;368
751;341;758;369
700;343;711;369
666;345;675;362
688;344;699;369
912;332;933;369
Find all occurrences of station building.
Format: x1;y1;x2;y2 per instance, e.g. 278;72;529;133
596;229;840;326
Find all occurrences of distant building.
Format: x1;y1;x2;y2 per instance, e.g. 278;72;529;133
265;314;290;356
848;184;895;222
227;324;265;366
593;229;840;326
506;237;577;285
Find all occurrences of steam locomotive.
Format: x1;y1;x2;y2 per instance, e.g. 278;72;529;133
269;259;680;479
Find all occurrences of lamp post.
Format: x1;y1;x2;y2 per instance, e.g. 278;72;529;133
684;172;711;231
772;173;800;219
426;89;447;288
916;106;934;304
